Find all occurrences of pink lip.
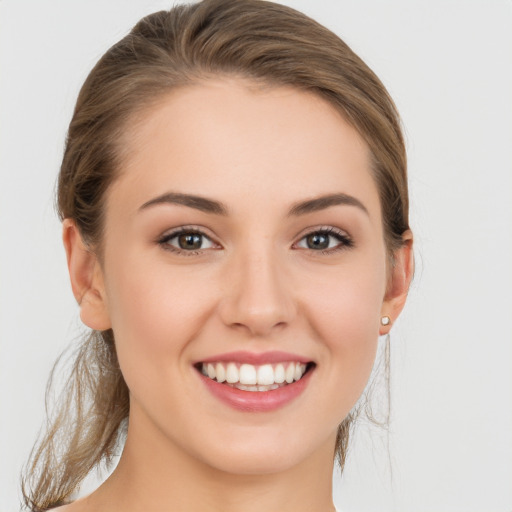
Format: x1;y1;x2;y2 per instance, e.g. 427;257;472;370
197;364;314;413
197;350;312;365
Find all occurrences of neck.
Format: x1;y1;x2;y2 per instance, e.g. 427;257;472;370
86;408;337;512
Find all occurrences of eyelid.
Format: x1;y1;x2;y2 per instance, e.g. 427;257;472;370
292;225;354;252
155;224;353;256
157;225;222;254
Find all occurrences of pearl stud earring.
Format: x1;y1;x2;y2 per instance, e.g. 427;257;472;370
381;316;391;326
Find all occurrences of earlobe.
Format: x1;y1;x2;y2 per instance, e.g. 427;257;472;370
380;230;414;335
62;219;111;331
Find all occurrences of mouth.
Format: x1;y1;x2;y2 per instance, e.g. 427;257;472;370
194;361;316;392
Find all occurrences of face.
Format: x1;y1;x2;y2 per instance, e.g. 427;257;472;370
87;79;399;475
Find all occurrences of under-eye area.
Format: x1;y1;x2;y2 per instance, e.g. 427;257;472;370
195;361;316;392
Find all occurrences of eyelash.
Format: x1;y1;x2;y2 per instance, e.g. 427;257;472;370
294;226;354;255
157;226;217;256
157;225;354;256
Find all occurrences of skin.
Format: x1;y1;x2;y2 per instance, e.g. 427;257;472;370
60;78;413;512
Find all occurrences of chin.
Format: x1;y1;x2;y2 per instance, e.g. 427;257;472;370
189;428;328;476
200;449;303;476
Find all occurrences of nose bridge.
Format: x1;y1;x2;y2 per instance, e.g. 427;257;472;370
220;236;295;336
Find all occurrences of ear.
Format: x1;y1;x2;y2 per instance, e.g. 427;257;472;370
62;219;111;331
380;230;414;335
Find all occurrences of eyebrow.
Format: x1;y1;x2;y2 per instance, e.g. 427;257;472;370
139;191;368;217
139;192;229;215
287;193;369;217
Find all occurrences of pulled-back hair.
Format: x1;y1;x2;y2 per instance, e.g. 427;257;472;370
22;1;409;509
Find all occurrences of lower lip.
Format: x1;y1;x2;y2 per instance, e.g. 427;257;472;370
198;367;314;412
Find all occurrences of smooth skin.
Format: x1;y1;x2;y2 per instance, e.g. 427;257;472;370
60;78;413;512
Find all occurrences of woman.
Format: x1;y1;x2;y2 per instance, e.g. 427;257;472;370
22;0;413;510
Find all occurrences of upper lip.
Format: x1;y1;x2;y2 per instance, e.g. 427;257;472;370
196;351;313;365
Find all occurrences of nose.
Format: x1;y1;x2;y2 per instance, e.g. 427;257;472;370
218;246;296;337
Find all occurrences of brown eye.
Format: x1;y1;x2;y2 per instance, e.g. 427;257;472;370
178;233;203;250
159;230;216;252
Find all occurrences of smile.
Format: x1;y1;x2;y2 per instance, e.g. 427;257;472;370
195;352;315;412
199;361;309;391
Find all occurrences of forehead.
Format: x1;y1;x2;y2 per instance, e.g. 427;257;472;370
112;78;381;221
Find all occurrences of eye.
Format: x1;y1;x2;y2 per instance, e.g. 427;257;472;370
295;228;353;253
158;228;217;253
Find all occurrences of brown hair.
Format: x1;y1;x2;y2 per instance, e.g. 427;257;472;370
22;0;409;509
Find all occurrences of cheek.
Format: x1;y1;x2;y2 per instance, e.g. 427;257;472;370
300;259;386;405
101;256;224;428
102;250;215;374
303;256;385;339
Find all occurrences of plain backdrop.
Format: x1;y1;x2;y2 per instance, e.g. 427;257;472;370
1;1;511;511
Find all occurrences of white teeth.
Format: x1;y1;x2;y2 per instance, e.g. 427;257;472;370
294;363;303;381
200;361;309;389
226;363;239;384
233;383;281;392
237;384;258;392
260;384;279;391
274;363;285;383
257;364;274;385
239;364;257;385
216;362;226;383
285;363;295;384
